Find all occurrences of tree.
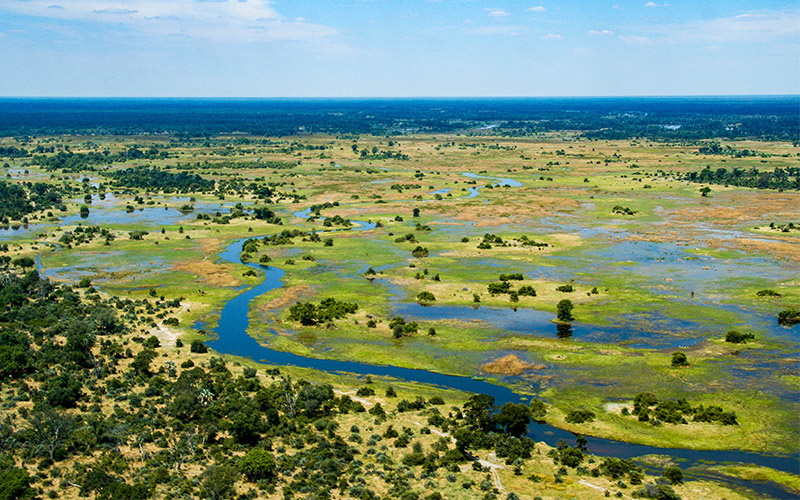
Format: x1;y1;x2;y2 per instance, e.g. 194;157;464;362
11;257;34;272
411;246;429;258
190;340;209;353
239;449;276;482
556;299;574;322
131;348;157;377
288;302;318;325
44;373;83;408
416;291;436;303
463;394;495;431
201;465;238;500
496;402;531;437
26;407;75;462
529;399;547;420
0;466;34;500
413;208;420;217
671;351;689;367
700;186;711;197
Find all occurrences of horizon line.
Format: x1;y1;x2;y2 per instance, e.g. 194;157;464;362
1;94;799;100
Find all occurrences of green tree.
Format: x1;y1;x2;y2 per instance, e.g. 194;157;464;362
556;299;574;322
496;403;531;437
239;449;276;482
44;373;83;408
463;394;495;431
0;466;34;500
11;257;34;272
201;465;238;500
671;351;689;367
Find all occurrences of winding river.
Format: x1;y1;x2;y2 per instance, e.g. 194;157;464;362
206;236;799;498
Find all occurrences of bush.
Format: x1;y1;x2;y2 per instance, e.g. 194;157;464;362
143;335;160;348
412;246;429;258
239;449;276;482
777;309;800;326
565;409;595;424
556;284;574;293
671;352;688;367
190;340;208;354
725;330;755;344
201;465;238;499
662;466;683;485
416;291;436;302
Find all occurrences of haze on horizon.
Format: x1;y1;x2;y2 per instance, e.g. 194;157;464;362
1;0;798;98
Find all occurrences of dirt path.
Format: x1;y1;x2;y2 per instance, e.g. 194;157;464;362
409;421;510;494
150;303;192;349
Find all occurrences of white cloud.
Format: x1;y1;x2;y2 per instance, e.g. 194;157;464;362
589;29;614;35
541;33;564;40
486;8;509;17
636;9;800;44
672;10;800;43
93;8;138;15
473;25;522;36
618;34;654;45
645;2;669;7
527;6;546;12
0;0;339;43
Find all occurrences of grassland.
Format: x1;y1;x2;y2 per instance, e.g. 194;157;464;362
2;132;799;498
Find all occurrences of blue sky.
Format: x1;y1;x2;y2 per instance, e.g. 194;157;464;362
0;0;798;97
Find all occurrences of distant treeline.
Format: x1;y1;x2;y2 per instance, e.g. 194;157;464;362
0;97;797;140
29;147;169;172
105;167;215;192
685;166;800;190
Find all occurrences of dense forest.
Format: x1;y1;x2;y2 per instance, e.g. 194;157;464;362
0;97;797;140
0;181;63;221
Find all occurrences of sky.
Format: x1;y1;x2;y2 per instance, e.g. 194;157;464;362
0;0;798;97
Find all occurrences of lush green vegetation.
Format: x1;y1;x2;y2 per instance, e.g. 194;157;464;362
1;115;798;499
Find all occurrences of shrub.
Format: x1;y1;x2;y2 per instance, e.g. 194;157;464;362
777;309;800;326
239;449;276;482
190;340;209;354
725;330;755;343
671;352;688;367
565;409;595;424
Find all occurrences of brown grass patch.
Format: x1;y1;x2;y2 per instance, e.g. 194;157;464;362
172;260;239;287
481;354;544;376
733;238;800;262
257;285;312;312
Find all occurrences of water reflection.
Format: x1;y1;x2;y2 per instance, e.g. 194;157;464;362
556;323;573;339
